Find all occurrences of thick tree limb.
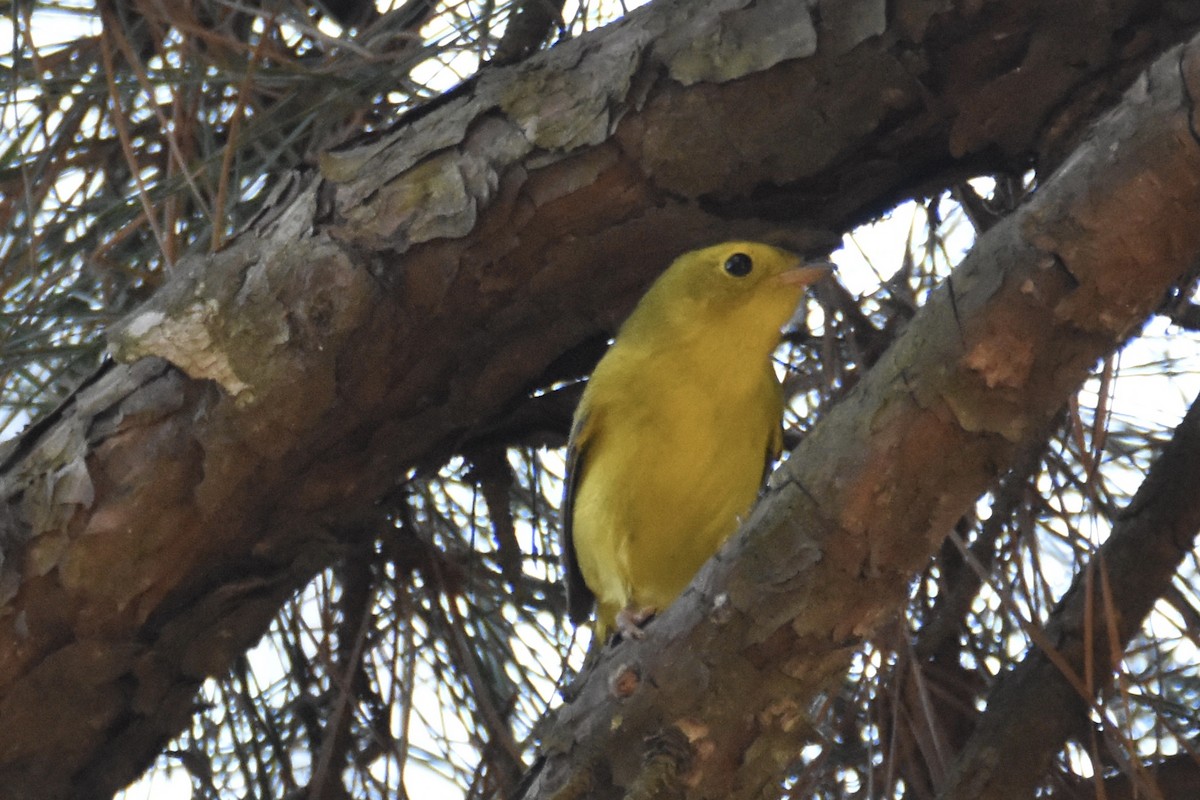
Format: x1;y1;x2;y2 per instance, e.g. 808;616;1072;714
526;33;1200;800
1;0;1199;797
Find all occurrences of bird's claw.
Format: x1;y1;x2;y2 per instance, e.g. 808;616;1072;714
614;605;657;640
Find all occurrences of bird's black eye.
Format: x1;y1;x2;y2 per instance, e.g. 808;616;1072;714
724;252;753;277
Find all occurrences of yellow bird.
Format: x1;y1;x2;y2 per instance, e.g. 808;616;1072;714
562;241;831;641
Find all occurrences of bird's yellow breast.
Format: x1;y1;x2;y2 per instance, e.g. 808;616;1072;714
570;338;782;633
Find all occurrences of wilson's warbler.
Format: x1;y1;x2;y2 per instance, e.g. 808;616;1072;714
562;241;831;641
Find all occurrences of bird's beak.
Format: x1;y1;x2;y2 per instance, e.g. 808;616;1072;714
778;259;836;287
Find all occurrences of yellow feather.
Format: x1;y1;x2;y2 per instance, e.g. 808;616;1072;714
562;241;830;640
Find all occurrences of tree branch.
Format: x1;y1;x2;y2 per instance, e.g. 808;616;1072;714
938;388;1200;799
2;1;1199;797
525;32;1200;800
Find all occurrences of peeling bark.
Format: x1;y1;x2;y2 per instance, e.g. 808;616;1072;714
1;0;1199;797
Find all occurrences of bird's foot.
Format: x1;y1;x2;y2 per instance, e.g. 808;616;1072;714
614;605;657;640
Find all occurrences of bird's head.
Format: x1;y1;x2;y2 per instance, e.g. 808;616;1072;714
644;241;833;341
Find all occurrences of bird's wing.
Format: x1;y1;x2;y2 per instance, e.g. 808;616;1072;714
562;403;598;625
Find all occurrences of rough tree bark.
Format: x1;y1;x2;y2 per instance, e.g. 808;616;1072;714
1;0;1198;798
